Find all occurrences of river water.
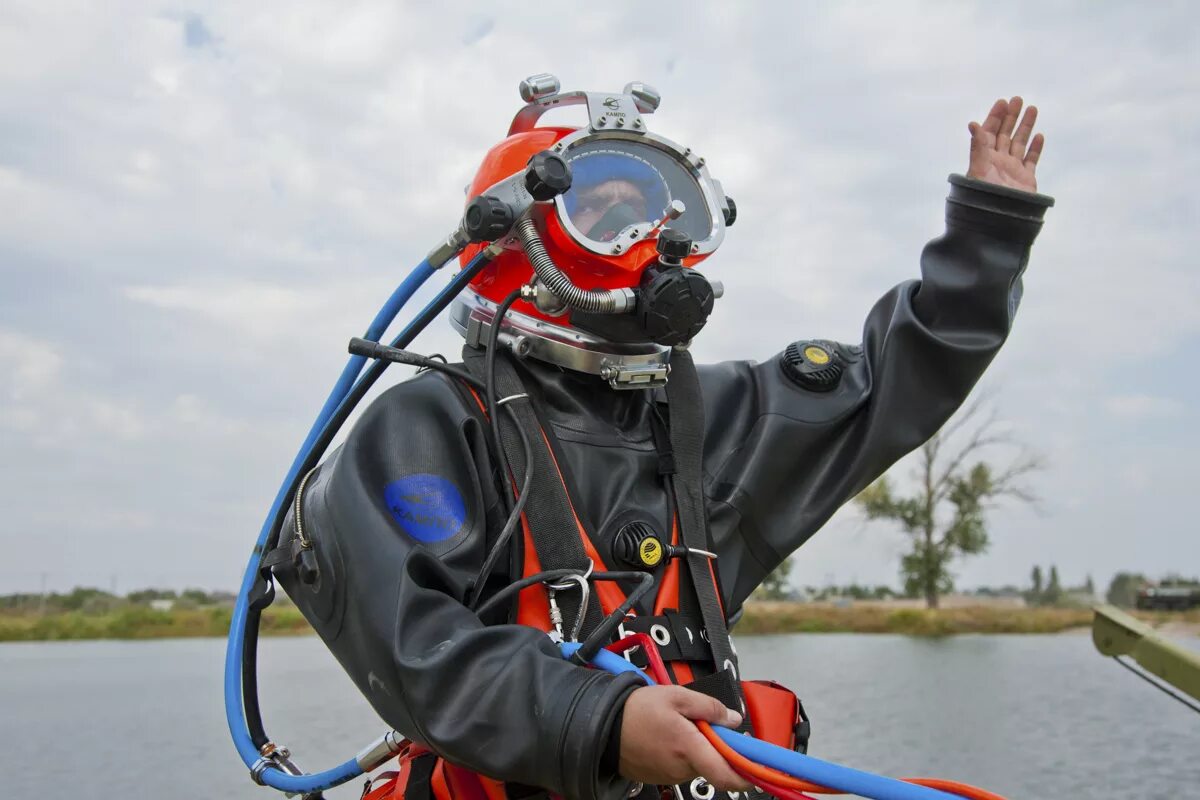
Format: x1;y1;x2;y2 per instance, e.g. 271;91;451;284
2;632;1197;799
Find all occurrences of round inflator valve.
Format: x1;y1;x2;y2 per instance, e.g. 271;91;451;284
780;341;845;392
637;267;715;347
525;151;572;201
613;521;666;570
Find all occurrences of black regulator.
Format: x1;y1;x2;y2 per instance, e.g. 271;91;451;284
571;228;717;347
635;229;717;346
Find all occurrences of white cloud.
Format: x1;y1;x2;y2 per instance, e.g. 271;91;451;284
1104;394;1184;420
124;281;323;336
0;330;63;400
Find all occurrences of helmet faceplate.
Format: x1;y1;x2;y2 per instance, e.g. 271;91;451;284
459;82;730;325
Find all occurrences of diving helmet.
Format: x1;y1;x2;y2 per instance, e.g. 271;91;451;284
444;75;736;389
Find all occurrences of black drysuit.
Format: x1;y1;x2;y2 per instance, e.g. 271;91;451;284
278;174;1053;800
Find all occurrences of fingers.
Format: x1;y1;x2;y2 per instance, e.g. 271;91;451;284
996;96;1023;153
683;728;753;792
967;121;988;160
1010;104;1038;156
669;687;743;728
980;98;1007;138
1023;132;1045;169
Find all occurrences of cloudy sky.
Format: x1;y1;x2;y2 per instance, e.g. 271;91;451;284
2;1;1197;595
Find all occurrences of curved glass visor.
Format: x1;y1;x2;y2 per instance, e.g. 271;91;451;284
561;140;713;246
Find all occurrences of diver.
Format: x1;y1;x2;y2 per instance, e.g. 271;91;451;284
257;76;1053;800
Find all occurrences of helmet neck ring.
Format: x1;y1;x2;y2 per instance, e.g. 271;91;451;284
450;289;672;390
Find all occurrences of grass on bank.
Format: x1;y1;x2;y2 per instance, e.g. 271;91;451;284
0;605;311;642
736;602;1200;636
2;602;1197;643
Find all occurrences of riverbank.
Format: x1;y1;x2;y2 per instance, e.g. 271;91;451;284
0;605;310;642
737;601;1200;636
3;602;1198;642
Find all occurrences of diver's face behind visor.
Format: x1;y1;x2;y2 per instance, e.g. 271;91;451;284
450;76;736;389
561;142;714;248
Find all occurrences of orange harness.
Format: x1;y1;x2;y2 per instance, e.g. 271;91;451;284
363;387;807;800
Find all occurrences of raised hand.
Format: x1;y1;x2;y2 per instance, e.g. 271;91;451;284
966;97;1044;193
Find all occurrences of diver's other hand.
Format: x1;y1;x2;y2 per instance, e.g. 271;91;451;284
618;685;751;791
966;96;1044;193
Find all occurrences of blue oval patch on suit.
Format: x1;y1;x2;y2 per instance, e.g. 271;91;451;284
384;474;467;542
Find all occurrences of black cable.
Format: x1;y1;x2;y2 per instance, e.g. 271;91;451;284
474;569;580;619
572;572;655;665
485;289;524;517
1115;655;1200;715
468;415;535;610
348;339;485;390
242;615;269;749
241;253;494;746
416;353;449;373
467;289;532;609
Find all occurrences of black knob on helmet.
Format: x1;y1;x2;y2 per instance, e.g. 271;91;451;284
525;151;572;201
656;228;692;265
723;196;737;227
638;266;715;347
463;195;514;242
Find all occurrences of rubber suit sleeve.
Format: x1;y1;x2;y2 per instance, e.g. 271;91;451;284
698;174;1055;609
276;373;642;800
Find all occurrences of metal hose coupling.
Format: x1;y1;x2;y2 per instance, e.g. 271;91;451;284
515;217;636;314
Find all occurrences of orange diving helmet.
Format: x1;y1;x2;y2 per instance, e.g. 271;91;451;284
442;74;736;389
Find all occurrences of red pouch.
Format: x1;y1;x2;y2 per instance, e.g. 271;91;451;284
741;679;810;753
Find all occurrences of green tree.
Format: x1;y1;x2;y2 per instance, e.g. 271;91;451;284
1031;565;1043;599
756;557;793;600
855;401;1042;609
127;588;177;605
1084;574;1095;596
1045;565;1063;606
1106;572;1148;608
180;588;213;606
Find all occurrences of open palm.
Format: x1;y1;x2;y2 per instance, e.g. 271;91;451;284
966;96;1044;193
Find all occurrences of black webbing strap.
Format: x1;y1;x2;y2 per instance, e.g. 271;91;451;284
401;752;438;800
620;611;711;663
260;536;302;571
462;345;602;637
663;349;742;698
684;669;742;716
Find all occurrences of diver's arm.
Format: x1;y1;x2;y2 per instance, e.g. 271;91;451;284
699;173;1053;609
280;374;641;800
698;97;1053;610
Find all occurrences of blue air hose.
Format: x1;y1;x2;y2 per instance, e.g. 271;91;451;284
224;257;445;792
566;644;962;800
